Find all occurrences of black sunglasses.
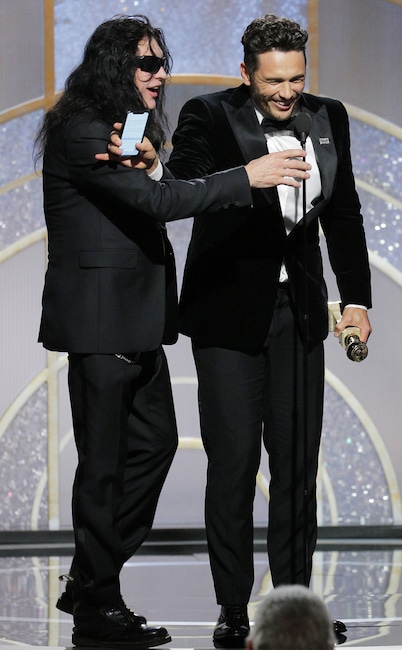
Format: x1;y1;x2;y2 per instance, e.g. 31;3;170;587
134;55;167;75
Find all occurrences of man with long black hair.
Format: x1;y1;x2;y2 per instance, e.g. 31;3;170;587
34;14;309;649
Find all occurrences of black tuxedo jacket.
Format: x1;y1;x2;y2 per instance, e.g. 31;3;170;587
167;85;372;351
38;115;252;354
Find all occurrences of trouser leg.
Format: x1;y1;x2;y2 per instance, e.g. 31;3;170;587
263;291;324;586
68;349;177;606
192;287;324;601
116;349;178;562
192;343;265;605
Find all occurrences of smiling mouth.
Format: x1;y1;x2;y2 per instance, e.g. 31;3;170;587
273;100;294;109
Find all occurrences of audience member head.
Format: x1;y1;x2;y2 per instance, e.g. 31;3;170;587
247;585;335;650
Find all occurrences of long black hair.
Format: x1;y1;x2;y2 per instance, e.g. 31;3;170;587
34;14;172;162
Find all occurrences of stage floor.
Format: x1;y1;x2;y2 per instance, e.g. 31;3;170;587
0;536;402;648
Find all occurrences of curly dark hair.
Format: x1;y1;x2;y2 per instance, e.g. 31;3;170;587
34;14;172;162
241;14;308;74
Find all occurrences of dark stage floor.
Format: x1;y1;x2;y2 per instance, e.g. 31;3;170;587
0;530;401;648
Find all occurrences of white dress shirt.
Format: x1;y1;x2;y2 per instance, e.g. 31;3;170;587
258;110;321;282
257;110;366;311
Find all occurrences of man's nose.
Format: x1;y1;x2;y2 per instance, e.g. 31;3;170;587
155;66;167;79
278;81;293;98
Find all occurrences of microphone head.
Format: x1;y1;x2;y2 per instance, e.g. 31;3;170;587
294;112;312;141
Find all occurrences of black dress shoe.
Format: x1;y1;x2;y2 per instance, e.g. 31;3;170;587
56;589;74;615
335;632;347;645
333;619;347;634
56;575;146;624
72;603;170;648
213;604;249;648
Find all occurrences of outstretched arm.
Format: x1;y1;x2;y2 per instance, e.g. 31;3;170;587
96;123;312;189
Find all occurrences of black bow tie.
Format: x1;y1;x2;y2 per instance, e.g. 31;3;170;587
261;115;296;134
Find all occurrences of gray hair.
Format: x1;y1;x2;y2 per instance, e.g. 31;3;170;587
248;585;335;650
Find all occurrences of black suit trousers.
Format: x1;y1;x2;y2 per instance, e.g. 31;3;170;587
67;349;178;606
192;286;324;604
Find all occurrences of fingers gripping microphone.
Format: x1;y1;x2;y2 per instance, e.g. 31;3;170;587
294;112;313;146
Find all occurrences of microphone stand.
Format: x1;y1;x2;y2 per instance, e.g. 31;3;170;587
301;137;309;587
294;115;347;639
293;112;312;586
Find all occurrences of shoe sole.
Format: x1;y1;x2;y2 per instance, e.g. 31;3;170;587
213;634;247;649
72;633;171;648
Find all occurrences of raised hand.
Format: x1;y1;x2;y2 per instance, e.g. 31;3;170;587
245;149;311;189
95;122;159;173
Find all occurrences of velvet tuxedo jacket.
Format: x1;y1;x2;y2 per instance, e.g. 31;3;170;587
38;115;252;354
167;85;372;352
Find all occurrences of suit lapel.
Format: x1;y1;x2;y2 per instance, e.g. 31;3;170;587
222;96;267;162
221;89;339;228
306;102;338;201
288;100;339;237
222;87;281;211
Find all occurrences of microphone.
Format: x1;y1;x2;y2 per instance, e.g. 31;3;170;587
328;302;368;362
294;112;312;147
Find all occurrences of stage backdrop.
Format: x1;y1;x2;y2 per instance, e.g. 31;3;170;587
0;0;402;535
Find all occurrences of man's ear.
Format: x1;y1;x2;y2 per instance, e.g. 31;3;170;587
240;62;251;86
246;637;253;650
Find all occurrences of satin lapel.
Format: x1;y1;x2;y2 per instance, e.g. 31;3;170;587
288;103;338;237
222;99;267;162
308;103;338;201
222;95;280;210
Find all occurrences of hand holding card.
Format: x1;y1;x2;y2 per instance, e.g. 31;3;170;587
120;111;149;156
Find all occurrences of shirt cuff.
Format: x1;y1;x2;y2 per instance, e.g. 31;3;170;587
343;304;367;311
148;159;163;181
